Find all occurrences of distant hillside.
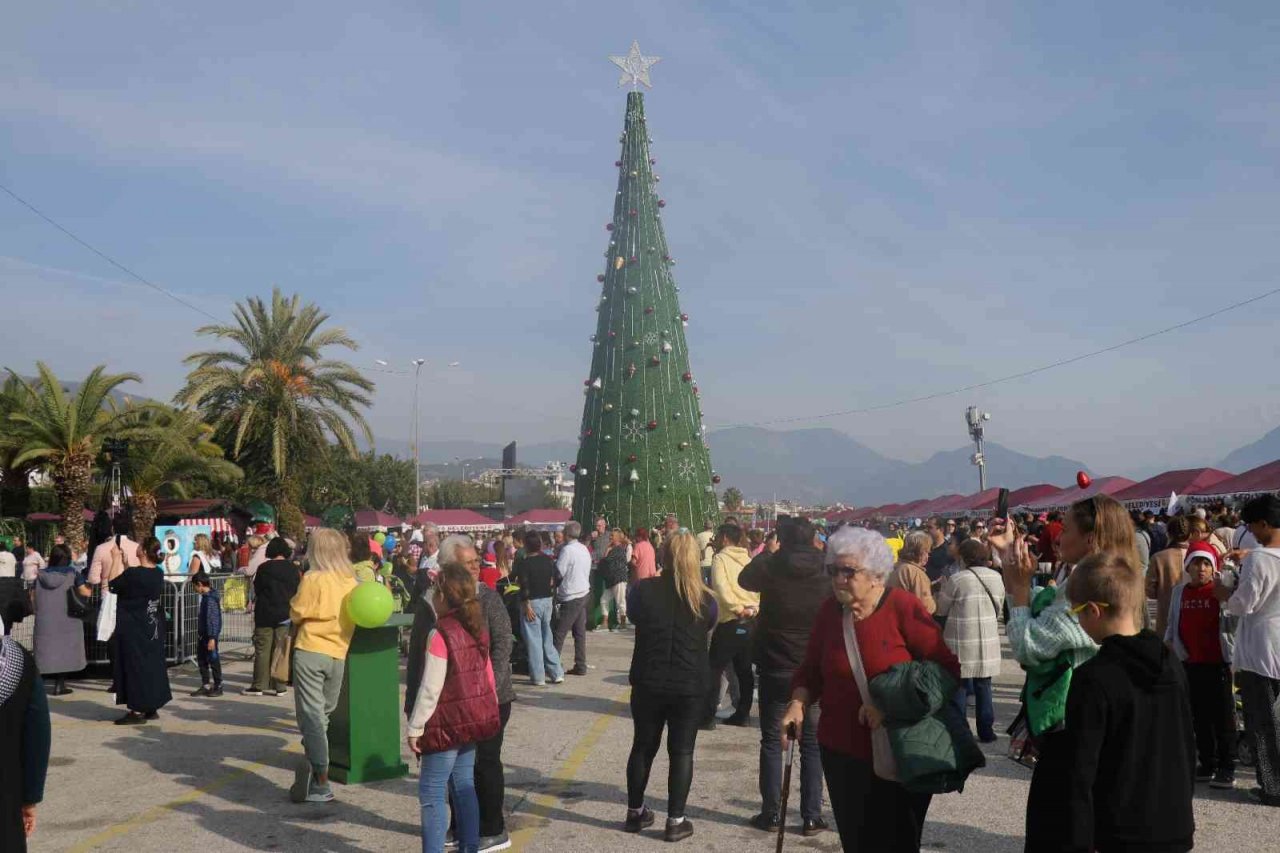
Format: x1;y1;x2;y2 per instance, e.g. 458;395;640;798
375;426;1090;506
1221;425;1280;473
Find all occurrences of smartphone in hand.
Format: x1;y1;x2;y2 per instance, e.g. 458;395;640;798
995;488;1010;520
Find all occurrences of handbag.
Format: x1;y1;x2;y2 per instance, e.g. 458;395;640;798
963;567;1003;622
1006;706;1040;769
67;583;96;621
842;609;898;781
270;628;295;683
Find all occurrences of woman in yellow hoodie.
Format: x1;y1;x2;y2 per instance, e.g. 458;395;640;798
288;528;357;804
703;524;760;729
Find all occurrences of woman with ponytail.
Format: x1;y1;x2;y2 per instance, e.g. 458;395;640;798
622;530;718;844
406;563;500;853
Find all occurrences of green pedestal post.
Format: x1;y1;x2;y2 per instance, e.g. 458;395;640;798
328;613;412;784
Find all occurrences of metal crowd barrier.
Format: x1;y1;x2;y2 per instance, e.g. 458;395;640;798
9;572;256;667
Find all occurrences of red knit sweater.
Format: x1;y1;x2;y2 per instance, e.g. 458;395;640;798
791;588;960;760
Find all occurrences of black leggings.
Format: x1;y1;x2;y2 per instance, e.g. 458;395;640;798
627;688;702;817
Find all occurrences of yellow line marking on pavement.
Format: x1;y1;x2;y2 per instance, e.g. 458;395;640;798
66;745;302;852
509;688;630;852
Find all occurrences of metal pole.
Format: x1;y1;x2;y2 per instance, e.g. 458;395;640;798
977;434;987;491
413;359;424;516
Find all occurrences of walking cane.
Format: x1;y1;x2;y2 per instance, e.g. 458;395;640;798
777;721;797;853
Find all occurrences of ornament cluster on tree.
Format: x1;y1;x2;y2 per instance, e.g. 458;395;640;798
572;90;718;531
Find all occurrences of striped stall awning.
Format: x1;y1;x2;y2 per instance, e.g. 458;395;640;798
178;518;233;534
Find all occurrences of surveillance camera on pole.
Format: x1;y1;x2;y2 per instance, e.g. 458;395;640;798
965;406;992;491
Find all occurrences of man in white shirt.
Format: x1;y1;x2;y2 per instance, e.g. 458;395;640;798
0;550;15;578
553;521;592;676
1217;494;1280;806
21;546;47;582
417;525;440;576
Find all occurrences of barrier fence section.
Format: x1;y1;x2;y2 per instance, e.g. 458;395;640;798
9;572;256;667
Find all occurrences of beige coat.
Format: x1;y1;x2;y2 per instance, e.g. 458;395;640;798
887;560;936;614
710;546;759;624
1147;545;1187;638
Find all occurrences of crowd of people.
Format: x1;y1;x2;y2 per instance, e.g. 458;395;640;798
4;492;1280;852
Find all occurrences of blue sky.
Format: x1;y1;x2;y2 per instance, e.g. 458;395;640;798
3;2;1280;477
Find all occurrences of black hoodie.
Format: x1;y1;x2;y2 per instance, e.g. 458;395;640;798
738;546;830;679
1026;630;1196;853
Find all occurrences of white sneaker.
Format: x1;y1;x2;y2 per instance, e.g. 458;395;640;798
550;676;565;684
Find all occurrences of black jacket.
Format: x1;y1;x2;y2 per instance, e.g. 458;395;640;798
738;547;830;677
253;559;301;629
628;575;716;696
1026;630;1195;853
597;545;630;586
514;553;558;601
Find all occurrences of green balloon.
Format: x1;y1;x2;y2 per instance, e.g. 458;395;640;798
373;531;386;543
346;581;394;628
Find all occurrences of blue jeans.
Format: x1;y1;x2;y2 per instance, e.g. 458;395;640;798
419;745;478;853
951;677;995;740
521;597;564;684
758;673;823;821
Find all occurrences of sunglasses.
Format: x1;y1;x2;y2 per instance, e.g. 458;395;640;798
1069;600;1110;615
827;565;863;580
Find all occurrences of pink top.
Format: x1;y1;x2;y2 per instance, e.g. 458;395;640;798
631;539;657;582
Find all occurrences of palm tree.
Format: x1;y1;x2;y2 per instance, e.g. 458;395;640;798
121;405;244;540
0;374;39;516
176;288;374;536
5;363;143;551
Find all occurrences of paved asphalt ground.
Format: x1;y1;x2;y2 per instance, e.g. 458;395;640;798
31;629;1278;852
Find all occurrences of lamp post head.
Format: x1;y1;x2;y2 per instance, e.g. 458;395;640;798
413;358;426;367
375;359;389;366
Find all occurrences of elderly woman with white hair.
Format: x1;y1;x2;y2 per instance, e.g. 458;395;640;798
782;526;960;852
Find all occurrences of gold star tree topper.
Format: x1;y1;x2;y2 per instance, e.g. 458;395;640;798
609;40;661;89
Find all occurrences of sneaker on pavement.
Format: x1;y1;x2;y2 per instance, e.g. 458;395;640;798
243;687;266;697
190;686;211;697
550;676;565;684
568;666;588;676
444;829;458;851
747;812;780;832
1210;771;1236;790
802;817;830;836
478;831;511;852
273;687;289;697
208;685;224;697
305;784;335;803
664;817;694;843
624;806;655;833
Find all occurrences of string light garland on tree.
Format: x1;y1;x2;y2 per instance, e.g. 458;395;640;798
572;43;718;531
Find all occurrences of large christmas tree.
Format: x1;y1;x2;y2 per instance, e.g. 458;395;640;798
572;58;718;532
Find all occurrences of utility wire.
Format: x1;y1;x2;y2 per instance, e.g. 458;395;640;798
718;285;1280;429
0;180;223;323
7;179;1279;428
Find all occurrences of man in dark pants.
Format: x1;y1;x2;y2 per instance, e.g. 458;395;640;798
738;517;831;837
552;521;591;675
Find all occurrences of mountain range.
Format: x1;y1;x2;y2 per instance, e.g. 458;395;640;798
374;427;1095;505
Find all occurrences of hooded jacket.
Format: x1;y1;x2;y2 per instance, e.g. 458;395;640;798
738;546;830;676
1026;630;1196;853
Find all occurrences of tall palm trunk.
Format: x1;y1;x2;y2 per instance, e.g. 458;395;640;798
51;451;92;553
133;492;158;544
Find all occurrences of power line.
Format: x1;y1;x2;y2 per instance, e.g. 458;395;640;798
718;285;1280;429
0;181;223;323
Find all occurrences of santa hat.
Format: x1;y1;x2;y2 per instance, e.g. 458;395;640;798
481;553;496;568
1184;542;1219;570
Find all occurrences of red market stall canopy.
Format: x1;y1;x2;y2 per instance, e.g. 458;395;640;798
947;488;1004;515
910;494;966;516
505;509;571;529
411;509;503;534
1198;459;1280;499
177;518;233;534
1113;468;1233;507
972;484;1062;512
304;514;323;530
1024;476;1137;511
353;509;406;531
26;509;94;523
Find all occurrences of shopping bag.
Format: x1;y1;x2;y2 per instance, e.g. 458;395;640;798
222;576;248;611
270;630;294;683
96;590;118;641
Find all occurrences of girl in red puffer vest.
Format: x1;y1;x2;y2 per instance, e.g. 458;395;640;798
406;564;500;853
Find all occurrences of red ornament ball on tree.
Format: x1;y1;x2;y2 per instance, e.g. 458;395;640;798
627;454;637;463
629;208;637;216
647;421;658;430
615;160;621;167
644;306;654;314
680;313;689;322
650;355;660;366
596;274;605;282
608;331;617;338
712;475;722;485
657;199;666;208
1077;471;1092;490
606;223;614;231
569;464;577;473
681;372;692;382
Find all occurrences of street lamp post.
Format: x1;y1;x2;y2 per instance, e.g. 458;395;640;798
412;358;426;516
965;406;992;492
